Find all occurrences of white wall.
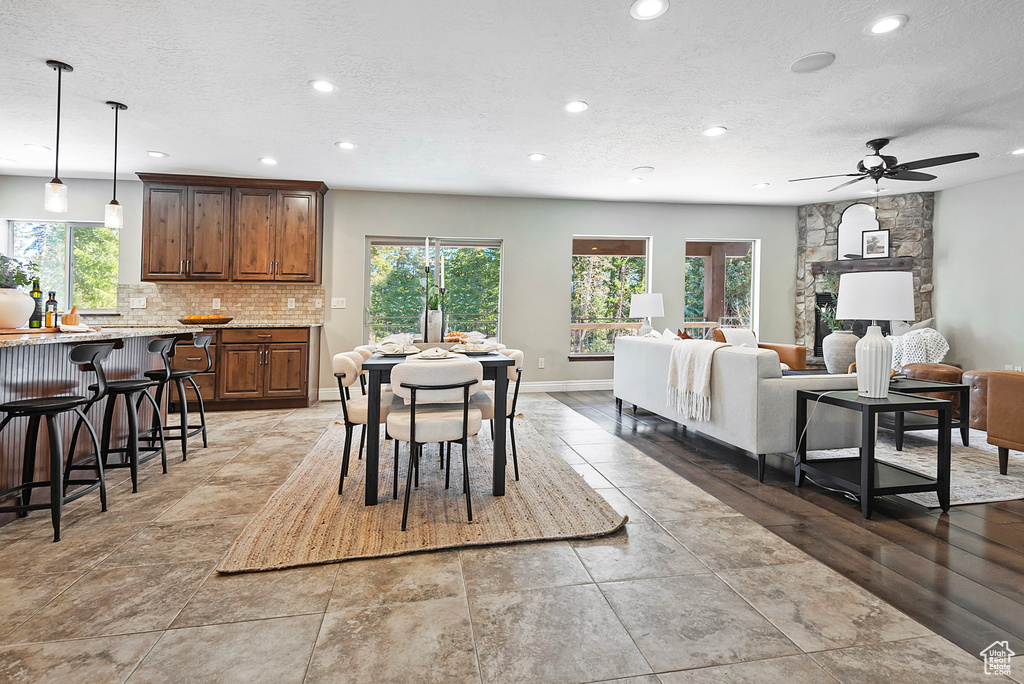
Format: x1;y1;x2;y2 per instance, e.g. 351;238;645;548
0;175;144;284
320;190;797;387
933;171;1024;371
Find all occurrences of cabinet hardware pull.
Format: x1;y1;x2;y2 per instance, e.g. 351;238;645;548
186;259;191;272
186;357;201;361
257;334;272;338
179;260;184;274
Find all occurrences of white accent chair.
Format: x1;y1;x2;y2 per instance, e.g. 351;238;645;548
388;358;483;530
470;349;525;480
332;351;396;494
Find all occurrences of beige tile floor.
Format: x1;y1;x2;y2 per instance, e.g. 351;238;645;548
0;395;1011;683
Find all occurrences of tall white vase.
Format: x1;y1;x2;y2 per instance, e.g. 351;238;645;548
0;288;35;329
422;310;443;343
855;325;893;398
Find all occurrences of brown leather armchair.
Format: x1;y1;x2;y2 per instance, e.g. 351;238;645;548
710;328;807;370
988;371;1024;475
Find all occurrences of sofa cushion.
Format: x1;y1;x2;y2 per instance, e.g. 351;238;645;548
719;328;758;347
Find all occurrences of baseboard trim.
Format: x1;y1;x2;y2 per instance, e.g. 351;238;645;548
318;379;612;401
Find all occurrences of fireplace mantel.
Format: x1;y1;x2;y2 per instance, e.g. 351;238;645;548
810;256;914;276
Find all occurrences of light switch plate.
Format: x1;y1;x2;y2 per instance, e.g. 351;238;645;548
129;297;146;309
287;298;296;309
315;298;323;309
1007;365;1015;371
211;298;220;310
331;298;346;309
538;357;545;369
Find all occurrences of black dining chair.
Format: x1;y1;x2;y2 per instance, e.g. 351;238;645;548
144;333;213;460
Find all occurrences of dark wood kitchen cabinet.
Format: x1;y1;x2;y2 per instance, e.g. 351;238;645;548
138;173;327;283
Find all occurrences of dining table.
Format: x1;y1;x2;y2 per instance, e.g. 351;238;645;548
361;351;516;505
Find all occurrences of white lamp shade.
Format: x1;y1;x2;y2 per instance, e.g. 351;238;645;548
835;271;915;322
44;179;68;212
629;293;664;319
104;200;123;229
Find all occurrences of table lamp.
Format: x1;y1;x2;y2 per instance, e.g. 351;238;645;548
835;271;915;398
630;293;664;337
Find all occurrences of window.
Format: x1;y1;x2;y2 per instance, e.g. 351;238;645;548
7;221;119;312
570;236;649;356
365;237;502;342
684;240;756;336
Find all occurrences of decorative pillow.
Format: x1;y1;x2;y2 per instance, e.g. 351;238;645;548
890;317;935;336
719;328;758;347
677;329;693;340
662;328;681;340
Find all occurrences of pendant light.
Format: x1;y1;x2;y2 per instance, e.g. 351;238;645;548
104;101;128;228
44;60;73;213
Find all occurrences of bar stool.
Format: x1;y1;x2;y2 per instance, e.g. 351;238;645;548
97;337;172;493
0;342;112;542
144;334;213;460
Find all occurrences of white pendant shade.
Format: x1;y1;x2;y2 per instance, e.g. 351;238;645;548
104;200;123;228
44;179;68;212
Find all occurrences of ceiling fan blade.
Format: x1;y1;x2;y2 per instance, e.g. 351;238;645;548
789;173;862;183
898;152;980;171
828;176;867;192
888;170;937;181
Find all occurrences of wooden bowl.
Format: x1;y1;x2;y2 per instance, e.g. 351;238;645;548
178;316;233;325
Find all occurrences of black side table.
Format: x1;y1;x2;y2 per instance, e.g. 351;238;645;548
795;390;951;519
881;378;970;450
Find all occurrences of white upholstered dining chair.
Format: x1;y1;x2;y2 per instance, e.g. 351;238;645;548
387;357;483;531
332;351;396;494
470;349;525;480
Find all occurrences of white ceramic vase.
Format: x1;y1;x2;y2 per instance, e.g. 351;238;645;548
422;310;443;343
0;288;35;329
822;330;858;374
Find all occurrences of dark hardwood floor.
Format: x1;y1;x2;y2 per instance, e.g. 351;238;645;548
551;390;1024;660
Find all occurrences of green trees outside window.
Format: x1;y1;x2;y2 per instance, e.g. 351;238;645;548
10;222;118;311
570;253;647;354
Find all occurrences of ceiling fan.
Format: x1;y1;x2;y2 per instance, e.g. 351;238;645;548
789;138;980;192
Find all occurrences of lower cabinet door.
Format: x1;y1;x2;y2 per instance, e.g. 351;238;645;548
218;344;264;399
264;344;308;397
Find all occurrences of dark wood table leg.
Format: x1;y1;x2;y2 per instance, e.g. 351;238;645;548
795;393;807;487
959;386;970;447
860;410;875;519
364;369;382;506
938;405;951;512
895;411;905;451
492;368;508;496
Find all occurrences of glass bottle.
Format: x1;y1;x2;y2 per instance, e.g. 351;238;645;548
45;291;58;328
29;280;43;329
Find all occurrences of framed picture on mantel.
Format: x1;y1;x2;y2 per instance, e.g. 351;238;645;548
862;229;890;258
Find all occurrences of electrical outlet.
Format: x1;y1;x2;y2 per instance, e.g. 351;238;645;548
538;357;545;369
1016;366;1023;373
1007;365;1015;371
331;298;346;309
211;298;220;310
287;297;295;309
129;297;146;309
315;298;323;309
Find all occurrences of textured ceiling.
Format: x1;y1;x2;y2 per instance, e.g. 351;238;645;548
1;0;1023;205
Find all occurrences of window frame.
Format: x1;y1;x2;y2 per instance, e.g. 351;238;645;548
6;220;120;314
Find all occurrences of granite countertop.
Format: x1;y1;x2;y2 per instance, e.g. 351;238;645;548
0;326;203;349
85;322;323;329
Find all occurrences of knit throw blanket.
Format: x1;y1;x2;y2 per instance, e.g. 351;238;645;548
888;328;949;371
667;340;728;421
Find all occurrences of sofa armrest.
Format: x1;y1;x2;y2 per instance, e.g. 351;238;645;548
989;371;1024;451
758;342;807;370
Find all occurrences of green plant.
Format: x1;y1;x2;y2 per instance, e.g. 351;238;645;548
815;272;844;332
0;255;37;290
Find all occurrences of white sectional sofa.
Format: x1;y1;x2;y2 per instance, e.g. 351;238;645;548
613;336;863;481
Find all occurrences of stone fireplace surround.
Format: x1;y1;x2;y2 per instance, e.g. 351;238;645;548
795;193;934;356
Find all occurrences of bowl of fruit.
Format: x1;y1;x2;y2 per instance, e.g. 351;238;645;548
178;315;233;325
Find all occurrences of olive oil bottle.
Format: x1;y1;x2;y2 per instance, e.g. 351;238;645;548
29;280;43;329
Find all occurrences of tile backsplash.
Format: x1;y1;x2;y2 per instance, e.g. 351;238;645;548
83;283;326;327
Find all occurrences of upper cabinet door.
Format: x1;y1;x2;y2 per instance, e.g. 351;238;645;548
232;188;276;281
142;185;187;280
274;190;318;282
187;186;232;280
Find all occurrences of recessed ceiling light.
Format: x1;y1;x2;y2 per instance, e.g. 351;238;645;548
702;126;728;137
259;157;278;165
309;80;337;93
626;177;644;184
752;182;770;189
630;0;669;20
867;15;908;35
790;52;836;74
564;101;589;113
336;141;357;150
1012;148;1024;155
527;153;547;161
147;150;169;158
631;166;655;174
23;144;51;152
0;158;16;166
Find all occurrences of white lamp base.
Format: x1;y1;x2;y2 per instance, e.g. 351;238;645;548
638;318;653;336
855;325;892;398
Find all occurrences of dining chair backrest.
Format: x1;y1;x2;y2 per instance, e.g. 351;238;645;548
354;345;375;361
501;349;524;382
391;358;482;403
332;351;364;389
68;342;115;403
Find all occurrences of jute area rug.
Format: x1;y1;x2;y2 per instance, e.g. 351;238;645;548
807;427;1024;508
218;415;626;573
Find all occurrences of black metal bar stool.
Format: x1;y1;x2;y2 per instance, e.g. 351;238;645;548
96;337;172;493
0;342;113;542
144;334;213;460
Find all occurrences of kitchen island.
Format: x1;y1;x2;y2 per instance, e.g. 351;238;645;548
0;326;201;526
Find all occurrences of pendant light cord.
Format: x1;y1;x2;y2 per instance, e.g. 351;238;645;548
112;105;119;202
53;65;62;181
